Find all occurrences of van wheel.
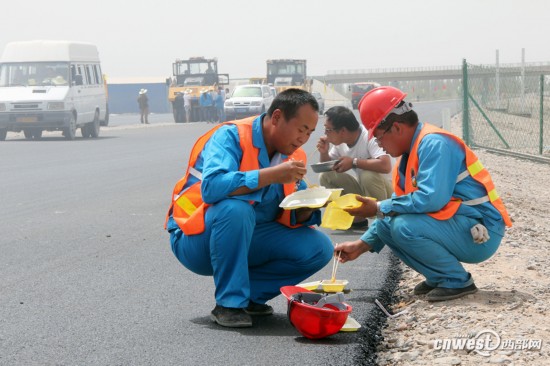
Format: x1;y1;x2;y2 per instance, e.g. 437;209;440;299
0;129;7;141
100;104;109;127
90;111;100;138
81;125;91;138
64;114;77;140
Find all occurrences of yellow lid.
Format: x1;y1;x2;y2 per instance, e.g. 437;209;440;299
320;194;362;230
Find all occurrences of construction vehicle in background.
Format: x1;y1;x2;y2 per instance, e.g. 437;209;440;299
167;57;229;122
249;77;267;85
266;59;312;94
350;82;381;109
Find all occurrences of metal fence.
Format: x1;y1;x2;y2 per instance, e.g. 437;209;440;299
462;59;550;162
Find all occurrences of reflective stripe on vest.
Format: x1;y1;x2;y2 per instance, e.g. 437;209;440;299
392;124;512;227
165;116;307;235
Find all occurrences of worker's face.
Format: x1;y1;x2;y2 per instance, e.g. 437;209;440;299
373;122;402;157
323;118;343;145
271;104;318;155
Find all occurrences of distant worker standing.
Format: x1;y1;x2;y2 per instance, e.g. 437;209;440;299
137;88;150;124
174;91;185;123
199;90;213;122
215;87;225;122
184;89;192;122
335;86;512;301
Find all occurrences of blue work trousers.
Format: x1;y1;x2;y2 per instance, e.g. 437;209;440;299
170;199;333;308
375;214;505;288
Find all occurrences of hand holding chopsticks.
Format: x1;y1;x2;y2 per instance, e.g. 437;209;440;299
331;250;341;283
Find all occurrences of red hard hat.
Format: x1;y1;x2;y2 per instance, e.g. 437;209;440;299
280;286;352;339
358;86;407;138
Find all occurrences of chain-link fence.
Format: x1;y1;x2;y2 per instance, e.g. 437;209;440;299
463;59;550;160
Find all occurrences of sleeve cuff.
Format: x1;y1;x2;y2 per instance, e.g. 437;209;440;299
379;199;393;215
244;170;259;189
360;227;385;253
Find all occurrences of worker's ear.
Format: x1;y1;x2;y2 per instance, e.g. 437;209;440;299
392;121;403;136
270;109;282;125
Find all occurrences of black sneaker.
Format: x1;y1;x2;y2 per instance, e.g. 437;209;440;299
210;305;252;328
350;220;369;230
425;283;478;302
245;301;274;316
413;281;436;295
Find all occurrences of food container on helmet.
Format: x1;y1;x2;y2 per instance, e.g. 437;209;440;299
296;281;321;291
280;286;352;340
320;279;349;293
340;316;361;332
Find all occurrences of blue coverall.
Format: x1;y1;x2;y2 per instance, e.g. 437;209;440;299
199;92;213;122
167;114;333;308
362;123;506;289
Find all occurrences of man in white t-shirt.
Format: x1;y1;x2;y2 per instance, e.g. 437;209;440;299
317;106;393;228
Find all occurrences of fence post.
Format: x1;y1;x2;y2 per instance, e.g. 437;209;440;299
540;74;544;155
462;59;470;145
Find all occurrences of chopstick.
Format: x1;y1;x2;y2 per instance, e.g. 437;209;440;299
331;250;341;282
307;146;320;162
302;147;320;188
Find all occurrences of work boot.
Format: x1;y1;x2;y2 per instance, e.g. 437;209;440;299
245;301;274;316
210;305;252;328
413;281;435;295
425;284;478;302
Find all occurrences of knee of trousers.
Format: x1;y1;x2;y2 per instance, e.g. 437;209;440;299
295;230;334;270
387;215;421;245
319;171;339;187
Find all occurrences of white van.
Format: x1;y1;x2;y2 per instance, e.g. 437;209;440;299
0;40;109;140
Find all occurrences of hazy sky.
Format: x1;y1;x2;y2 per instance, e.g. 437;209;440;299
1;0;548;80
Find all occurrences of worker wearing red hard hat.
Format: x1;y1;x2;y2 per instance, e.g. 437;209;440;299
335;86;512;301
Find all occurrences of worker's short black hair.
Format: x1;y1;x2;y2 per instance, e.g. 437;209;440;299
324;106;360;132
267;88;318;120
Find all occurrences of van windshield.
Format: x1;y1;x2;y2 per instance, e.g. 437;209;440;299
0;62;70;87
232;87;262;98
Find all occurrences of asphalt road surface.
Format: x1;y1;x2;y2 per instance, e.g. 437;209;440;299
0;100;458;365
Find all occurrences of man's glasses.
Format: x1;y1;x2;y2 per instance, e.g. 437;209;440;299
324;127;339;134
374;122;393;145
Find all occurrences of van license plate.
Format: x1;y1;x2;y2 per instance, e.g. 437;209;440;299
235;108;248;113
17;116;38;123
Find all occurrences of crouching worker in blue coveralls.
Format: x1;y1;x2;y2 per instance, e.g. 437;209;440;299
335;86;512;302
165;88;333;328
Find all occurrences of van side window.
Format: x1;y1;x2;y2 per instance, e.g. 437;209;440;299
92;64;100;84
74;65;84;85
96;65;103;83
84;65;92;85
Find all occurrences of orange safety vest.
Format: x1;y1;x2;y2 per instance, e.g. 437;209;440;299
165;116;307;235
392;124;512;227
